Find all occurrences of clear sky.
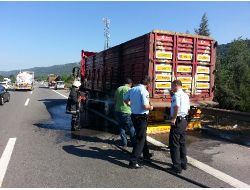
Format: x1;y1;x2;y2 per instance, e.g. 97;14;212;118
0;1;250;71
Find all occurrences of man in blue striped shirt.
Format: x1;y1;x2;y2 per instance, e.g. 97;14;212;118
124;76;154;169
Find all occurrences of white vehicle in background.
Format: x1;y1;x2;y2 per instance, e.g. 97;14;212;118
0;81;12;90
55;81;65;90
15;71;34;91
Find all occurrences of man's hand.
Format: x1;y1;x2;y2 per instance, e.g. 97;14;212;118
150;105;153;111
144;104;153;111
171;118;176;125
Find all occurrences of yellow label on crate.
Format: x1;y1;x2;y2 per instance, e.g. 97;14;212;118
155;82;171;89
155;74;171;81
177;65;192;73
178;53;193;60
177;76;192;83
196;82;210;89
182;83;192;89
156;51;173;59
197;54;210;62
196;74;210;81
197;66;210;74
155;64;172;72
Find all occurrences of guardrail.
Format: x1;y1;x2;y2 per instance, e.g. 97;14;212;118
201;107;250;123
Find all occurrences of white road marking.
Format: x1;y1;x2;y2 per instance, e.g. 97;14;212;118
147;136;167;147
187;156;250;188
53;90;250;187
52;90;68;99
24;98;30;106
0;138;17;187
147;136;250;188
30;91;33;95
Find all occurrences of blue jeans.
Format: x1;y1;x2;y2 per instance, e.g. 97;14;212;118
115;112;136;147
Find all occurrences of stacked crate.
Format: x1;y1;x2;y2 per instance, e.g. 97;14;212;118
153;33;174;98
195;39;213;98
175;36;194;95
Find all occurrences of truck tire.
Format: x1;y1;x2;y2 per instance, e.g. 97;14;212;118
0;97;4;105
6;96;10;102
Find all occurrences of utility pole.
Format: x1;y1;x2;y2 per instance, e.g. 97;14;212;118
103;18;110;50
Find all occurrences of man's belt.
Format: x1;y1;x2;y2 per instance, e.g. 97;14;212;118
176;115;188;121
132;113;148;121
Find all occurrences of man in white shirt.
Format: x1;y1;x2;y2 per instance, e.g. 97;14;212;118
169;80;190;174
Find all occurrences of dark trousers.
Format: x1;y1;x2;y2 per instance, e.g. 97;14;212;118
115;112;136;147
71;113;79;129
169;117;188;170
130;114;150;164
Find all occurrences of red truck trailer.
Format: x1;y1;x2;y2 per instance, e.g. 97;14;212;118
80;30;217;133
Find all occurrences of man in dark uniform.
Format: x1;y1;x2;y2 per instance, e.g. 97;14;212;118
124;76;154;169
66;80;81;131
169;80;190;174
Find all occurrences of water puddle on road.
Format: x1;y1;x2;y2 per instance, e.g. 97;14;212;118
149;130;206;148
35;104;71;131
34;101;119;143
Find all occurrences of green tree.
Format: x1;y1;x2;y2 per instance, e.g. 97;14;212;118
194;13;210;36
0;75;4;81
9;75;16;83
215;38;250;112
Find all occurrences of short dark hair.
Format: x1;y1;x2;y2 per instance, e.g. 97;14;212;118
141;76;151;85
124;78;133;84
172;80;182;86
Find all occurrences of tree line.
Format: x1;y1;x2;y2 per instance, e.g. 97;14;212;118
195;13;250;112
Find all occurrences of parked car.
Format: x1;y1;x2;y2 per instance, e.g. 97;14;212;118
0;85;10;105
0;81;12;90
55;81;65;90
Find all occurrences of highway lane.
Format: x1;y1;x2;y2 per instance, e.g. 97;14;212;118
150;132;250;186
0;84;247;187
55;87;250;186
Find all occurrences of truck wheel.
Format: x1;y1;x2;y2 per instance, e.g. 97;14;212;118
0;97;4;105
6;96;10;102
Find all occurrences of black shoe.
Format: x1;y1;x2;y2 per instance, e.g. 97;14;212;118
129;162;143;169
143;152;154;160
168;166;182;174
181;164;187;170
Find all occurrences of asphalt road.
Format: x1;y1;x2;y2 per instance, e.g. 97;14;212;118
0;83;249;187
